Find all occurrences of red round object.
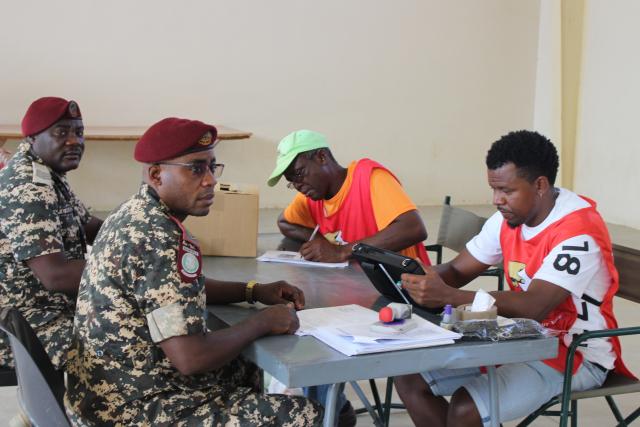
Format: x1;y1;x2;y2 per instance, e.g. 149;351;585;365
379;307;393;323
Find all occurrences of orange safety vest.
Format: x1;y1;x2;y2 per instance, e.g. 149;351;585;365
306;158;430;265
499;195;634;377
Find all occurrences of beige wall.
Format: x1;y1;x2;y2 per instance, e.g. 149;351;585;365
0;0;540;211
533;0;562;152
574;1;640;229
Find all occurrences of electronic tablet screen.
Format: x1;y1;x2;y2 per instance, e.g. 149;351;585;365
352;243;441;314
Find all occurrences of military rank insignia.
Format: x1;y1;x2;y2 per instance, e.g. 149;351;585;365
198;131;213;146
32;161;53;185
68;101;80;118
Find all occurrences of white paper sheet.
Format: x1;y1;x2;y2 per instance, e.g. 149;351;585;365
296;304;375;335
295;304;461;356
336;317;458;341
257;250;349;268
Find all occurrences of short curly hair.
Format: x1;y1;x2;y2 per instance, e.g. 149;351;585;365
486;130;559;185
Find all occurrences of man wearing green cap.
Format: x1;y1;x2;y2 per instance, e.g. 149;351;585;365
268;129;431;425
268;129;430;264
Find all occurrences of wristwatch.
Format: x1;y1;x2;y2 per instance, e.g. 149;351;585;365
245;280;259;304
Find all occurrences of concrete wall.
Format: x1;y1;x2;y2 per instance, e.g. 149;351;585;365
0;0;540;210
573;0;640;229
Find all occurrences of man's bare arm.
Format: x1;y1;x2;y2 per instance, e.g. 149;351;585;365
159;304;298;375
277;211;315;242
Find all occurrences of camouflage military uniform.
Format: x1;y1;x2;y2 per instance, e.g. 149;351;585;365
0;142;89;369
65;184;322;426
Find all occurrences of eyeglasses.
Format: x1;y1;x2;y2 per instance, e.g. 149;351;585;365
156;160;225;178
284;151;318;189
284;166;308;189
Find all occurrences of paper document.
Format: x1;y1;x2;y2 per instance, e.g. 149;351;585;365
257;250;348;268
296;304;461;356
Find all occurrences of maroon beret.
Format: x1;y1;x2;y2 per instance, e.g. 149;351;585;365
134;117;218;163
21;97;82;137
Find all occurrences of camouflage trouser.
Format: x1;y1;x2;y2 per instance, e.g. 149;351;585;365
150;358;324;427
171;388;324;427
0;313;72;370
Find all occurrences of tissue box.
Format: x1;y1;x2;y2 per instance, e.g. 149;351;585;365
184;183;259;257
455;303;498;321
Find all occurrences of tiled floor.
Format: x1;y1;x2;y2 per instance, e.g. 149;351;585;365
1;205;638;426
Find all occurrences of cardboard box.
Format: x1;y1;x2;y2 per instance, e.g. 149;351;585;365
184;183;259;257
455;303;498;321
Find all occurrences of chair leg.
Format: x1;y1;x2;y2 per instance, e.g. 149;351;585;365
516;411;542;427
515;398;559;427
620;406;640;426
349;381;384;427
606;395;627;424
354;379;383;416
607;394;640;427
570;400;577;427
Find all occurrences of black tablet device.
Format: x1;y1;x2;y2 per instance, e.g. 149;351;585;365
351;243;424;304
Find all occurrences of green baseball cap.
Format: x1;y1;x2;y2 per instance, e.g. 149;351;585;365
267;130;329;186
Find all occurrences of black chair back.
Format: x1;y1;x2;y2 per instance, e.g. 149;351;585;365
0;307;69;427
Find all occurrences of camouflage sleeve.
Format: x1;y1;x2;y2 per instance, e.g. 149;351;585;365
0;181;63;261
130;226;206;344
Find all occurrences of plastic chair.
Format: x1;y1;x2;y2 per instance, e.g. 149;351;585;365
517;244;640;427
0;307;69;427
425;196;504;290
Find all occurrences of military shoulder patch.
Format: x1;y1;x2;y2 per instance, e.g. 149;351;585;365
32;161;53;186
179;238;202;281
146;302;189;343
168;215;202;283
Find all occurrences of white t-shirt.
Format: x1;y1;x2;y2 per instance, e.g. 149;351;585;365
466;188;615;369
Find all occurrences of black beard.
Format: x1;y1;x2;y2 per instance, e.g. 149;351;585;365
506;221;519;229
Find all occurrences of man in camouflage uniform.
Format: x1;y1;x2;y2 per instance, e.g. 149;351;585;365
65;117;323;426
0;97;103;369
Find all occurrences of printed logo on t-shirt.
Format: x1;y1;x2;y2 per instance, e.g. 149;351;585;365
324;230;348;245
508;261;532;290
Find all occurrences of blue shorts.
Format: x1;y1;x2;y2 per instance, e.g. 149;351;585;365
422;360;607;427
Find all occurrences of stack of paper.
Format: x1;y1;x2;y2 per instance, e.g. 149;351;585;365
257;250;349;268
296;304;461;356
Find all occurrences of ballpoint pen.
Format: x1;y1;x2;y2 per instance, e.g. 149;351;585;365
308;224;320;241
